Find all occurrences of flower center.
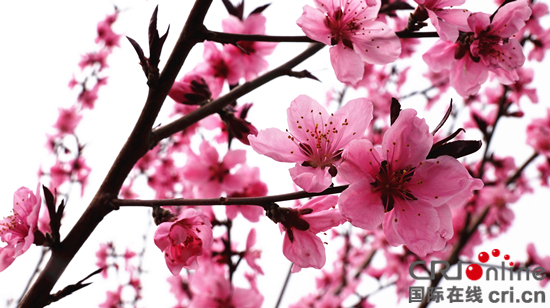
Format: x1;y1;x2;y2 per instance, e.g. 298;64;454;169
287;110;354;171
323;1;375;48
209;163;230;183
370;160;417;212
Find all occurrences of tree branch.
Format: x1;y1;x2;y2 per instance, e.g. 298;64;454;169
203;30;438;45
111;185;348;209
19;1;213;307
150;42;325;144
506;151;539;186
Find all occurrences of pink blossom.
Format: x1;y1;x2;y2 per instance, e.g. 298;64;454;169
297;0;401;85
0;185;42;272
537;159;550;187
53;107;82;135
528;28;550;62
169;72;212;105
98;285;123;308
96;12;121;48
423;1;532;97
526;108;550;156
338;109;483;256
509;67;538;104
148;156;182;199
182;141;245;198
78;83;100;109
222;13;277;81
243;228;264;274
189;257;263;308
527;243;550;287
194;41;242;96
78;49;110;71
478;184;519;236
167;275;191;306
154;208;213;275
249;95;372;192
276;196;346;272
226;165;267;222
96;242;112;278
413;0;471;42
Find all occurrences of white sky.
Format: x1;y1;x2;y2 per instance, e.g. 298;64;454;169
1;1;550;307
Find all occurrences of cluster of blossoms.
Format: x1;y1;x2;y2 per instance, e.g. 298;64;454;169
8;0;550;307
42;9;122;199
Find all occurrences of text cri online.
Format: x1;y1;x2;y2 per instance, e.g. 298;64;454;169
488;287;545;303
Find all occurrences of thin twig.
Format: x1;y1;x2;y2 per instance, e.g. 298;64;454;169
16;247;48;306
506;151;539;186
203;31;438;45
275;263;293;308
151;42;325;145
112;185;348;209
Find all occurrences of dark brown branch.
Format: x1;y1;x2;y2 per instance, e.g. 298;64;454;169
274;263;293;308
205;31;315;43
506;151;539;186
19;1;213;307
150;42;325;144
111;185;348;209
203;31;438;45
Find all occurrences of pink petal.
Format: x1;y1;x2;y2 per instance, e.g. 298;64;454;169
410;156;481;207
287;95;329;144
493;39;526;71
339;139;379;184
382;109;432;171
338;180;384;229
384;200;442;257
242;14;267;34
467;12;491;36
296;5;332;45
225;205;238;220
222;149;246;169
450;55;489;97
239;206;264;223
249;128;305;163
289;164;333;193
222;15;245;33
434;204;453;242
301;195;338;213
490;0;532;38
423;40;456;73
282;229;325;269
345;0;381;21
332;98;373;147
154;222;172;252
351;21;401;65
246;228;257;250
199;141;219;165
329;42;364;85
305;209;346;233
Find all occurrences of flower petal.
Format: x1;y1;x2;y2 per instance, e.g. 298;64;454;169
384;200;442;257
332;98;373;147
382;109;432;171
352;21;401;65
329;42;364;85
296;5;332;45
338;180;384;229
410;155;483;207
249;128;305;163
339;139;379;184
282;229;325;269
289;164;333;193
